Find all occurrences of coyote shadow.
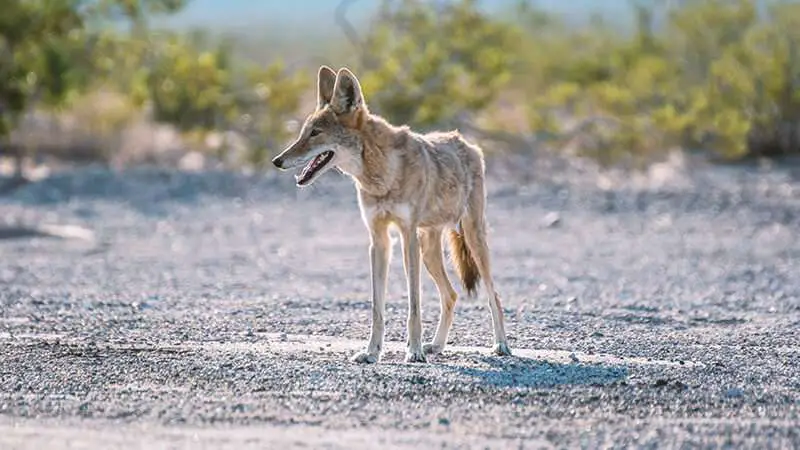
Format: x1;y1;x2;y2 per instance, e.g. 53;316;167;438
438;354;628;388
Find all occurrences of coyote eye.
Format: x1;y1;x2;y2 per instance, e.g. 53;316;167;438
309;128;321;137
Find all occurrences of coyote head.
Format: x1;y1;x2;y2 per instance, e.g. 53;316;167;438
271;66;368;187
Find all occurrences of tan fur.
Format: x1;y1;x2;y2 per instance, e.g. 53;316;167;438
447;228;480;297
272;66;512;363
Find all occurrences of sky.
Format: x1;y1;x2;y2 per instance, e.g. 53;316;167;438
158;0;635;32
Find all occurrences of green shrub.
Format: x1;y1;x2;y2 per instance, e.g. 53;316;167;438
515;0;800;164
0;0;87;140
352;0;522;130
1;0;311;169
8;0;800;171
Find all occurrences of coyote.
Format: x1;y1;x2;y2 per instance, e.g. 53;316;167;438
271;66;512;363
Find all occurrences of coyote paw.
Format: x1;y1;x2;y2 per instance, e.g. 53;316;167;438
492;342;513;357
405;348;427;363
422;342;443;355
351;351;379;364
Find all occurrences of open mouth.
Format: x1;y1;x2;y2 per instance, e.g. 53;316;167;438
295;151;334;186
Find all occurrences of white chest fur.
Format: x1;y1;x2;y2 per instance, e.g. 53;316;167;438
358;197;414;228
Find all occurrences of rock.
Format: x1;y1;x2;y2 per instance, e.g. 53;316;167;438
542;211;561;228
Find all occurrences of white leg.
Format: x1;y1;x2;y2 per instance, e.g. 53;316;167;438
401;226;425;363
352;219;391;363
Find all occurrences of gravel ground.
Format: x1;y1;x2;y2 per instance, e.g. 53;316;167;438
0;155;799;449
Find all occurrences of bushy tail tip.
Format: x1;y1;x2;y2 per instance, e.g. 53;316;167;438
447;225;480;297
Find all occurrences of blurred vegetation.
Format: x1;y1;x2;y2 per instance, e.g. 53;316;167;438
2;0;800;176
510;0;800;166
352;0;522;130
0;0;86;138
0;0;309;173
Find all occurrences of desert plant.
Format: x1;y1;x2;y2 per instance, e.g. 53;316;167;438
347;0;523;131
514;0;800;165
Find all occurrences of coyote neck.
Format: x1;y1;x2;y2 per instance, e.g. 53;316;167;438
351;115;411;198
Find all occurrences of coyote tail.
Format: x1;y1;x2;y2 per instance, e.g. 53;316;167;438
447;222;480;297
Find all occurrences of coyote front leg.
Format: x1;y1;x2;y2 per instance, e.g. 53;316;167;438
401;225;426;363
351;219;391;364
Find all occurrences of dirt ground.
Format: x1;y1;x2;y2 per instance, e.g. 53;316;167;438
1;155;799;449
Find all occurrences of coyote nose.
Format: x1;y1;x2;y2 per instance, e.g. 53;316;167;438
272;155;284;169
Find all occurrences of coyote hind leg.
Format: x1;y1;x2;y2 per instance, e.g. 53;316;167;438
461;179;512;356
419;227;458;356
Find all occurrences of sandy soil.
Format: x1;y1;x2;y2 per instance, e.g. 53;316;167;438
1;157;799;449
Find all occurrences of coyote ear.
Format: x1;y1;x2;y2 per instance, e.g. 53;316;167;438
317;65;337;108
331;67;364;115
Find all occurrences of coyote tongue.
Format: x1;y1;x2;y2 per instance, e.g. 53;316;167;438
296;151;334;185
